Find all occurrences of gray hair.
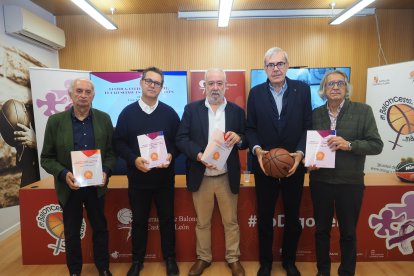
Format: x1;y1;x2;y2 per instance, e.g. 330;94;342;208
69;78;95;94
263;47;289;67
204;68;227;81
318;70;352;100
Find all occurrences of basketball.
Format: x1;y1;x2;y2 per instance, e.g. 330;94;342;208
395;161;414;183
263;148;294;178
0;99;31;147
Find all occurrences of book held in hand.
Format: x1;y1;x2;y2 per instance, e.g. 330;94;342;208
201;128;233;170
305;130;336;168
137;131;168;168
71;149;103;187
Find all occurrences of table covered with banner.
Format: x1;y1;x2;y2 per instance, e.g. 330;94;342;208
19;173;414;264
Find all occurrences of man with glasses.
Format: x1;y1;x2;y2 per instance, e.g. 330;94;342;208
113;67;180;276
246;47;312;276
176;68;246;276
41;78;116;276
309;70;383;276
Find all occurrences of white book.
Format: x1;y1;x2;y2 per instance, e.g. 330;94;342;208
71;149;104;187
305;130;336;168
137;131;168;169
201;128;233;170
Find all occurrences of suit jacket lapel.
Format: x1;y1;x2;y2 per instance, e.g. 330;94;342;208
62;110;74;152
264;82;280;133
197;101;209;146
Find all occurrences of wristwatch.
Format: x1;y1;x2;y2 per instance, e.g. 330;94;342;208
348;142;352;151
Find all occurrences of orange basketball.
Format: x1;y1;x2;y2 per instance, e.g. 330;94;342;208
84;170;93;179
46;212;65;239
387;104;414;135
213;151;220;160
263;148;294;178
316;151;325;161
0;99;31;147
150;152;159;161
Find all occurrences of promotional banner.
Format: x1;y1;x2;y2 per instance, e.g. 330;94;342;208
190;70;247;170
91;71;188;126
365;61;414;173
29;68;90;179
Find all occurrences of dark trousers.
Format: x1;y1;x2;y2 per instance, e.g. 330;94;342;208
62;187;109;274
255;170;304;267
128;183;176;263
309;181;364;276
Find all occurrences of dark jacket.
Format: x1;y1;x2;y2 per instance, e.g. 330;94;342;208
176;99;247;194
310;100;383;184
41;108;117;206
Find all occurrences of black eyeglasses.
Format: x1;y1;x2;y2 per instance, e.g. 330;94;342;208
143;78;162;88
326;80;347;88
265;62;286;70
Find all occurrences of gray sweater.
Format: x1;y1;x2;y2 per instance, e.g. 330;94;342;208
309;100;383;185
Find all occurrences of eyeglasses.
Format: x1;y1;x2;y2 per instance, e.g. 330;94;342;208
143;78;162;88
265;62;286;70
326;80;347;88
206;81;225;87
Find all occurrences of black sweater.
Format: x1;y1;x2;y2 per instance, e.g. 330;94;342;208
113;101;180;188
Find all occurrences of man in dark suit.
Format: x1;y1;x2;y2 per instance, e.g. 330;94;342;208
246;47;312;276
176;68;246;276
41;78;116;276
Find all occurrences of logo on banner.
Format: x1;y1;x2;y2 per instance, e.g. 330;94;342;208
368;191;414;255
117;208;133;241
372;74;390;86
36;80;73;116
384;103;414;149
36;204;86;255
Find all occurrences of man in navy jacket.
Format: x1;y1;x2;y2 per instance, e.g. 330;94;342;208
176;68;246;276
246;47;312;276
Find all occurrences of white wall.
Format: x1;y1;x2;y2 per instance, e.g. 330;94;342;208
0;0;59;240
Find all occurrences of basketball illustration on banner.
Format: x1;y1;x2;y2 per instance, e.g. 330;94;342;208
262;148;294;178
0;99;31;147
387;104;414;150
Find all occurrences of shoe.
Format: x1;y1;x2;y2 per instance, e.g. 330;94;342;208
70;274;80;276
188;259;211;276
166;258;179;276
282;263;301;276
257;265;271;276
98;270;112;276
228;261;245;276
127;262;144;276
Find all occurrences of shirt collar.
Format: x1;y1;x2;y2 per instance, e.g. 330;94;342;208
139;98;159;114
268;79;288;95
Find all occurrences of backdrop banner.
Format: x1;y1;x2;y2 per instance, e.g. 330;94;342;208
365;61;414;173
29;67;90;179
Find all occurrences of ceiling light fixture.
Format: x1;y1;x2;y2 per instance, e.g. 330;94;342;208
218;0;234;27
178;8;375;21
329;0;376;25
71;0;118;30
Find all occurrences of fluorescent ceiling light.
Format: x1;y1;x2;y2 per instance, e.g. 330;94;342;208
329;0;376;25
218;0;233;27
71;0;118;30
178;9;375;20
